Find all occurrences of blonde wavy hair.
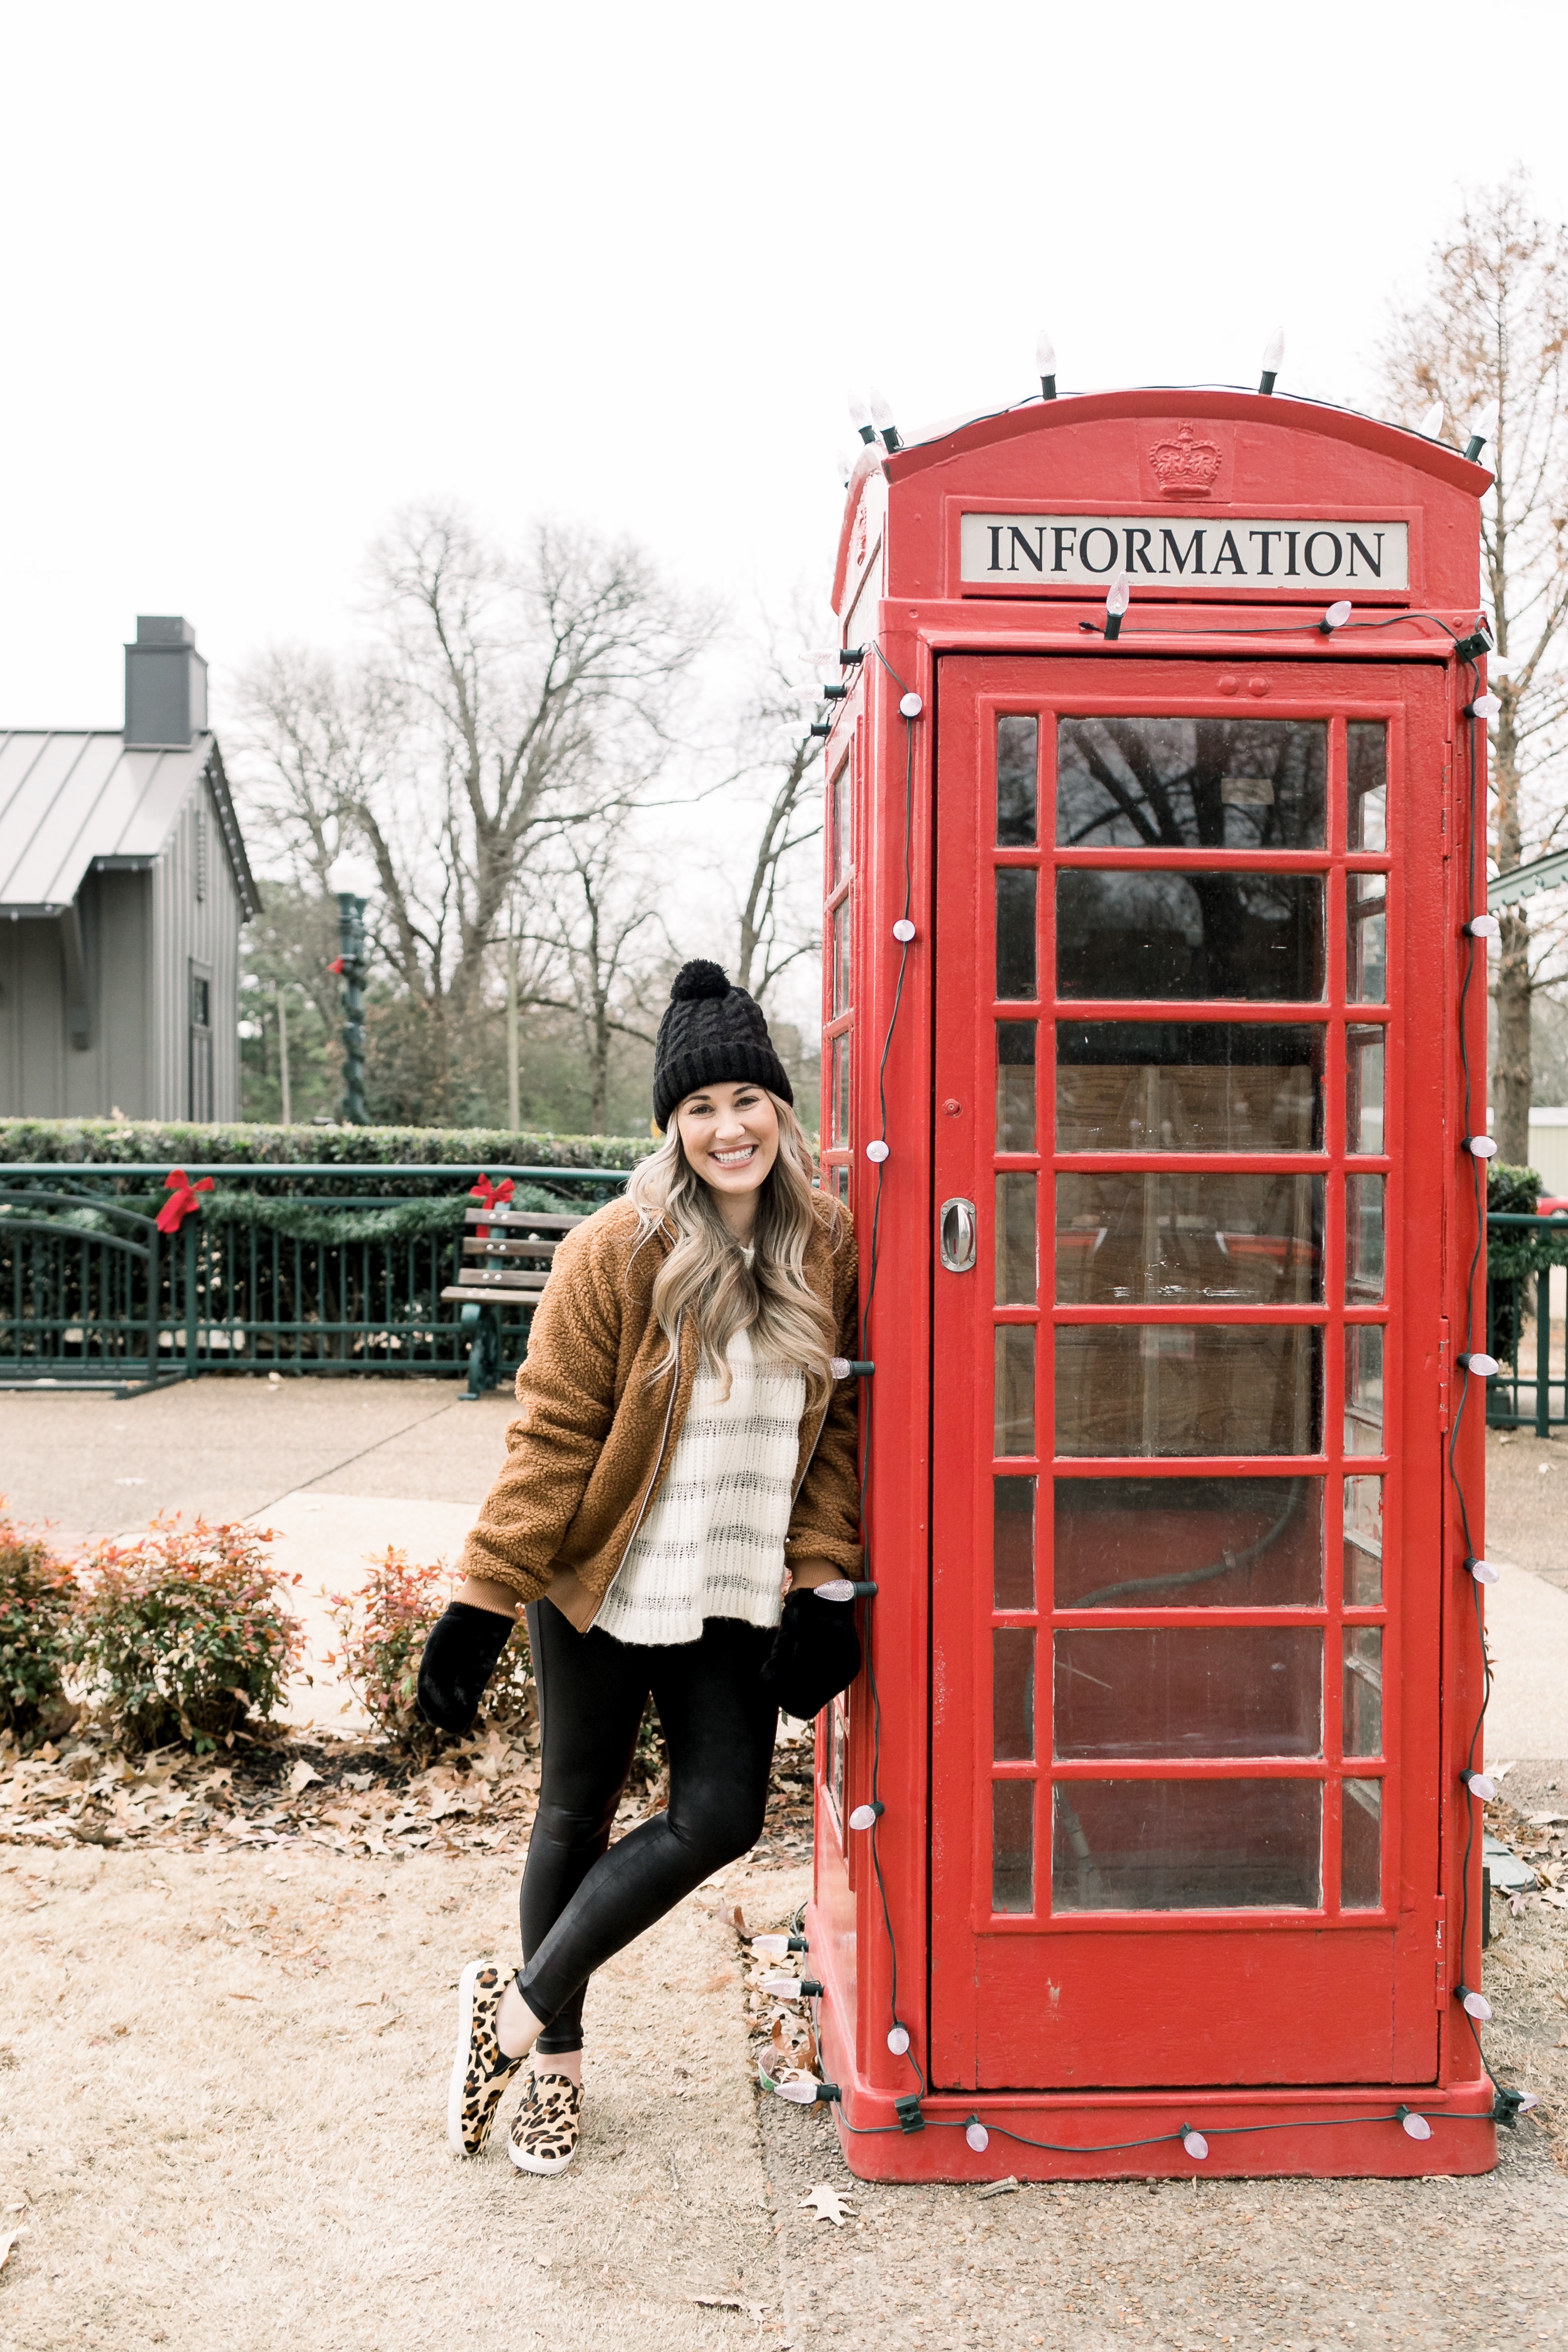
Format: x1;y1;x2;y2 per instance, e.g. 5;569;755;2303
625;1091;841;1410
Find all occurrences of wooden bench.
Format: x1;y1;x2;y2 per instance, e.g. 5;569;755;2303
443;1206;586;1399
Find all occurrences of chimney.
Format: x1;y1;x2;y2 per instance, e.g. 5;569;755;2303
124;615;208;748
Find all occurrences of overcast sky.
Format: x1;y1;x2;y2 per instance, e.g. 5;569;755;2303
3;0;1566;736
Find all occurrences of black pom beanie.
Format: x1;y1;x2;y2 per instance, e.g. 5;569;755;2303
652;960;794;1131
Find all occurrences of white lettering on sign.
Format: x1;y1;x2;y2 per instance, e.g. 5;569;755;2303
960;515;1409;590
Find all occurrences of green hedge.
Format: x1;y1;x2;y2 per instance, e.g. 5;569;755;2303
0;1118;655;1171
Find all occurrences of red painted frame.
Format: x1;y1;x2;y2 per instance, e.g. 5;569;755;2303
807;392;1493;2180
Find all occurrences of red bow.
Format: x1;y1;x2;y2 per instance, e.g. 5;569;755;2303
156;1169;214;1234
469;1172;514;1239
327;956;346;975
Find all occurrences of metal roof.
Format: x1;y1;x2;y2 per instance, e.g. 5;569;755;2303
0;729;259;917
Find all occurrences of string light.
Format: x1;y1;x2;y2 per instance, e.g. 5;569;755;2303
1182;2129;1210;2160
1419;400;1445;438
1464;399;1499;463
761;1975;824;2000
1468;1556;1501;1586
1457;1985;1493;2022
965;2119;990;2152
865;1140;890;1163
1464;1771;1497;1801
892;918;916;942
1104;572;1131;642
1259;326;1285;395
1397;2107;1433;2142
1320;600;1353;633
1465;1136;1498;1160
1463;915;1500;940
868;387;903;453
899;691;923;718
848;394;877;447
1036;329;1057;402
848;1801;884;1831
887;2026;911;2056
750;1934;807;1958
1457;1351;1499;1376
1466;692;1501;722
840;645;866;665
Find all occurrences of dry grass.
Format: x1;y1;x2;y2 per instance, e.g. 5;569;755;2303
0;1847;796;2352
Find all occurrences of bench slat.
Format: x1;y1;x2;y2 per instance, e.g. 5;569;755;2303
463;1208;585;1230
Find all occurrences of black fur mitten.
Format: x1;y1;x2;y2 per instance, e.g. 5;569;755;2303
759;1590;861;1720
416;1601;514;1735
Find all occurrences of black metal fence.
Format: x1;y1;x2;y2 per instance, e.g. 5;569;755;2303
0;1164;626;1396
1485;1210;1568;1435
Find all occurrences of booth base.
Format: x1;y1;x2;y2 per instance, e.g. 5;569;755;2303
815;2012;1497;2183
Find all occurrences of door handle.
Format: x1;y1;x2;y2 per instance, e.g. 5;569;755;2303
939;1196;977;1274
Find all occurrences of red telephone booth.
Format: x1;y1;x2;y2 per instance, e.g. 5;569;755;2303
809;389;1501;2179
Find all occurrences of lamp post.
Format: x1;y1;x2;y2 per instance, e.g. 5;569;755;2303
325;855;377;1127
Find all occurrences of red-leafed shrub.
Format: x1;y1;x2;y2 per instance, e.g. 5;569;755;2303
326;1548;533;1750
0;1503;78;1747
74;1516;304;1753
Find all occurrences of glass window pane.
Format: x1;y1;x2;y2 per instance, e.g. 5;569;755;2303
993;1628;1036;1760
995;1324;1036;1458
831;759;852;885
827;1695;847;1821
1343;1627;1384;1757
1341;1777;1382;1909
1055;1626;1323;1760
1056;1022;1324;1152
994;1475;1036;1610
1056;1324;1322;1458
1343;1474;1384;1604
1054;1475;1323;1609
997;1021;1037;1151
1347;723;1387;852
1057;716;1326;850
1052;1778;1322;1912
1346;1174;1385;1304
1344;1326;1385;1456
996;1174;1038;1304
1055;1172;1322;1305
832;897;852;1016
1346;1028;1385;1155
993;1779;1034;1913
997;715;1039;847
1347;878;1387;1004
832;1164;850;1203
1057;872;1325;1002
831;1030;851;1149
996;870;1038;1000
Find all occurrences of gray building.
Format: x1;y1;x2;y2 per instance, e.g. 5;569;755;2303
0;617;259;1121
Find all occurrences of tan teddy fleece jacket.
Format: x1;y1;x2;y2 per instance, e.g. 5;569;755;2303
459;1192;862;1632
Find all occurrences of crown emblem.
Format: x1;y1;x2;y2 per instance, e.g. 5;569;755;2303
1148;421;1223;496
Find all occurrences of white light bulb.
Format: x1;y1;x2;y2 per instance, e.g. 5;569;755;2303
762;1975;806;1999
1472;398;1500;441
751;1935;792;1958
1105;571;1131;619
848;1803;880;1831
837;447;855;484
868;386;896;435
1035;329;1056;376
775;2075;820;2105
1419;400;1445;438
1182;2130;1210;2160
1323;600;1352;630
1466;1135;1499;1160
1461;1988;1493;2022
326;853;378;900
1460;1351;1500;1377
1465;1772;1497;1801
1468;692;1502;721
1465;914;1501;941
865;1140;890;1163
965;2120;990;2152
1470;1557;1501;1586
829;1355;852;1379
1516;2090;1541;2111
1400;2109;1433;2142
1262;325;1286;372
899;691;924;718
887;2026;910;2056
847;393;871;433
892;918;916;943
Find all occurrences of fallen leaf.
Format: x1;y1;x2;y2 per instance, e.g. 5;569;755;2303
288;1762;321;1795
227;1991;259;2001
730;1903;749;1942
0;2227;25;2270
693;2297;746;2310
800;2184;853;2227
702;1969;737;1992
977;2176;1022;2201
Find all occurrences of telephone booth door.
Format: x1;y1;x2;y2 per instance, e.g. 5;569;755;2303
930;652;1450;2093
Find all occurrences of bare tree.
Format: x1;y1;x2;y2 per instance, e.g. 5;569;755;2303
1380;171;1568;1163
721;600;830;1007
521;820;667;1132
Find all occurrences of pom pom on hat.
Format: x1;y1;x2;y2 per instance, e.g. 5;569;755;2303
670;958;731;1002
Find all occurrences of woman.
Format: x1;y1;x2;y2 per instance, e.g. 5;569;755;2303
418;960;863;2177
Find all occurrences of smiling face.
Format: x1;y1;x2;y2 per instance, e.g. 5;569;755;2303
675;1079;781;1236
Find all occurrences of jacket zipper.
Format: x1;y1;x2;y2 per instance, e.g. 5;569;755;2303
586;1310;684;1631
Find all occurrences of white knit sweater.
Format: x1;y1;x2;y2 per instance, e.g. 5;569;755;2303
594;1320;806;1647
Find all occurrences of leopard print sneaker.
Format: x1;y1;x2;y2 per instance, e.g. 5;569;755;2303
447;1959;526;2157
508;2068;583;2175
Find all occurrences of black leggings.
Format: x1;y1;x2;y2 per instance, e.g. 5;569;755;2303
516;1598;778;2053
